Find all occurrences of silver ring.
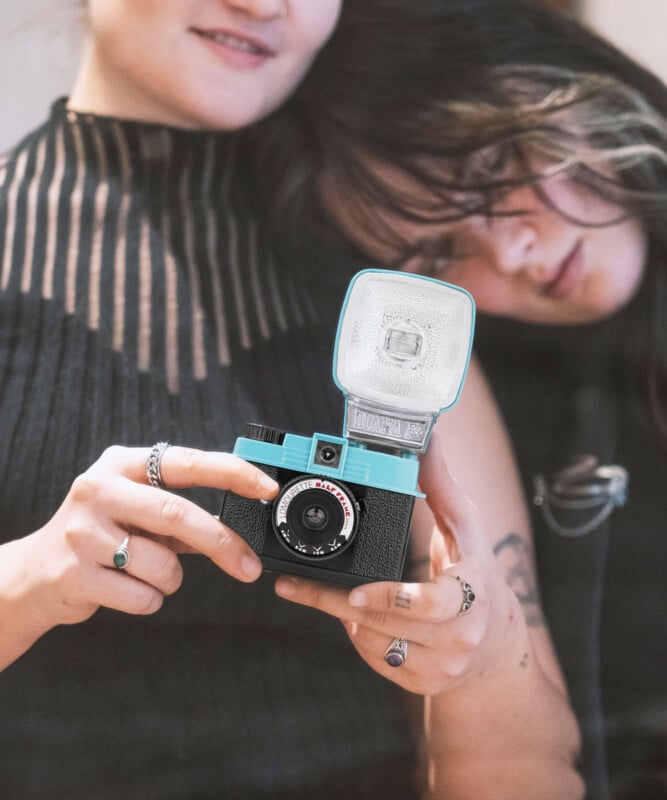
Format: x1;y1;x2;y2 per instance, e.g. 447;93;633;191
383;637;408;668
147;441;170;489
453;575;476;616
113;535;131;570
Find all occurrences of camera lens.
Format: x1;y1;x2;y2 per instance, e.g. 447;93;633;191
301;504;329;532
273;476;359;559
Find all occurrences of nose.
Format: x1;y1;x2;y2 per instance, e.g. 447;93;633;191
492;219;537;276
224;0;287;20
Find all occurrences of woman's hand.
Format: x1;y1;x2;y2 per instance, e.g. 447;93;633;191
0;445;278;665
274;431;525;696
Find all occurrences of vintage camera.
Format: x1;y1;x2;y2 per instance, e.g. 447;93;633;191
219;269;475;586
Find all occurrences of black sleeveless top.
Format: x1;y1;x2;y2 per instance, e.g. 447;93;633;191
0;101;421;799
475;297;667;800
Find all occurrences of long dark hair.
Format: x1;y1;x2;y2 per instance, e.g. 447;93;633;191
252;0;667;448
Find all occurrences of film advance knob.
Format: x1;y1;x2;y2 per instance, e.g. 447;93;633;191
244;423;286;445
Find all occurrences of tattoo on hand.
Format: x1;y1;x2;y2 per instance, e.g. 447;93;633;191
520;652;529;669
493;533;545;628
395;591;411;609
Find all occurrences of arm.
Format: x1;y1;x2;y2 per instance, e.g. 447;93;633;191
417;355;583;799
274;355;583;799
0;445;277;671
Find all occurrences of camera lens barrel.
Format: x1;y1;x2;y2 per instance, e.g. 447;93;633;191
273;476;359;559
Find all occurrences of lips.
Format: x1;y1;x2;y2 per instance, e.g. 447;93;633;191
190;27;276;66
541;240;584;298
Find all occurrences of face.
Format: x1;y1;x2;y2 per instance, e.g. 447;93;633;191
328;169;648;325
69;0;342;129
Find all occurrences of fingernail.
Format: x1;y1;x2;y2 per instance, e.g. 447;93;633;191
258;473;279;493
349;590;368;608
241;555;262;581
275;578;296;598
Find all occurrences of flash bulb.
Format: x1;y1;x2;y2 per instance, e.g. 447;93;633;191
384;322;424;362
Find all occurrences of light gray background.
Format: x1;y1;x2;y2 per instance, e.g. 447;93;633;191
0;2;81;152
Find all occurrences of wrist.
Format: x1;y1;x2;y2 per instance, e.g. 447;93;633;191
0;534;61;666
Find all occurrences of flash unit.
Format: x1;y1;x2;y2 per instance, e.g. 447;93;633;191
334;270;475;452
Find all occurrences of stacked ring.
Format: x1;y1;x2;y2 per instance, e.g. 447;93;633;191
147;441;170;489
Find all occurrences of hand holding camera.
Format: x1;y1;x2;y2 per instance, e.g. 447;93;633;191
274;422;529;697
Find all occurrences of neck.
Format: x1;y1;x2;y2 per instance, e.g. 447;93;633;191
68;41;202;129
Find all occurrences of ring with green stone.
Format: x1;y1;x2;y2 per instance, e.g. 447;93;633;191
113;535;131;570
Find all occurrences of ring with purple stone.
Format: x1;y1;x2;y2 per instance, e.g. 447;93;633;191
383;637;408;668
453;575;476;616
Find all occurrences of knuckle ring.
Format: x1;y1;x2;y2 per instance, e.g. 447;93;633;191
113;535;132;570
383;636;408;668
453;575;476;615
147;441;170;489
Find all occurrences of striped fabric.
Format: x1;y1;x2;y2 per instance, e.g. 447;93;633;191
0;99;353;527
0;100;421;799
0;100;318;394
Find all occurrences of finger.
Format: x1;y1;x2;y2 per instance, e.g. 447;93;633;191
348;573;481;623
275;576;349;613
275;576;433;643
106;534;183;597
342;623;437;693
96;445;279;499
78;564;166;616
86;477;262;582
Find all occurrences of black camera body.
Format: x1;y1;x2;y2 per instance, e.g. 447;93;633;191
219;426;416;586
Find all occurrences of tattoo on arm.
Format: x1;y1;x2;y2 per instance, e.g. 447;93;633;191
493;533;545;628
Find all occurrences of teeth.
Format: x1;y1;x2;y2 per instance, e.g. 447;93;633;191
205;31;264;55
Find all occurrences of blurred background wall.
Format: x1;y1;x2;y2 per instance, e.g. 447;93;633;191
0;1;665;153
584;1;667;81
0;3;81;152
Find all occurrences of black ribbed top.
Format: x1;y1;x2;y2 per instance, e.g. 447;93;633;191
0;101;421;799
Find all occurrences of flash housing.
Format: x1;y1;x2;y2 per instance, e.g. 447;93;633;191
334;270;475;452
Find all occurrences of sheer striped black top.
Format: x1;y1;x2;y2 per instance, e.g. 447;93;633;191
0;100;421;800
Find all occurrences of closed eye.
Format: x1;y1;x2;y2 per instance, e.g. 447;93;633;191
400;235;471;277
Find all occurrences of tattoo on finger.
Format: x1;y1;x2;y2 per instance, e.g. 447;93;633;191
395;590;411;609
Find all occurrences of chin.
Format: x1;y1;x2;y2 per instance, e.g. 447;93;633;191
165;90;269;131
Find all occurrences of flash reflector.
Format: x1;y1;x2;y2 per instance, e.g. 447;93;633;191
334;270;475;452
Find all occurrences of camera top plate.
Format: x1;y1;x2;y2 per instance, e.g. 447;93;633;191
233;431;424;497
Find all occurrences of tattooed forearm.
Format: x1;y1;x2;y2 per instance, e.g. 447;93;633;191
493;533;545;627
